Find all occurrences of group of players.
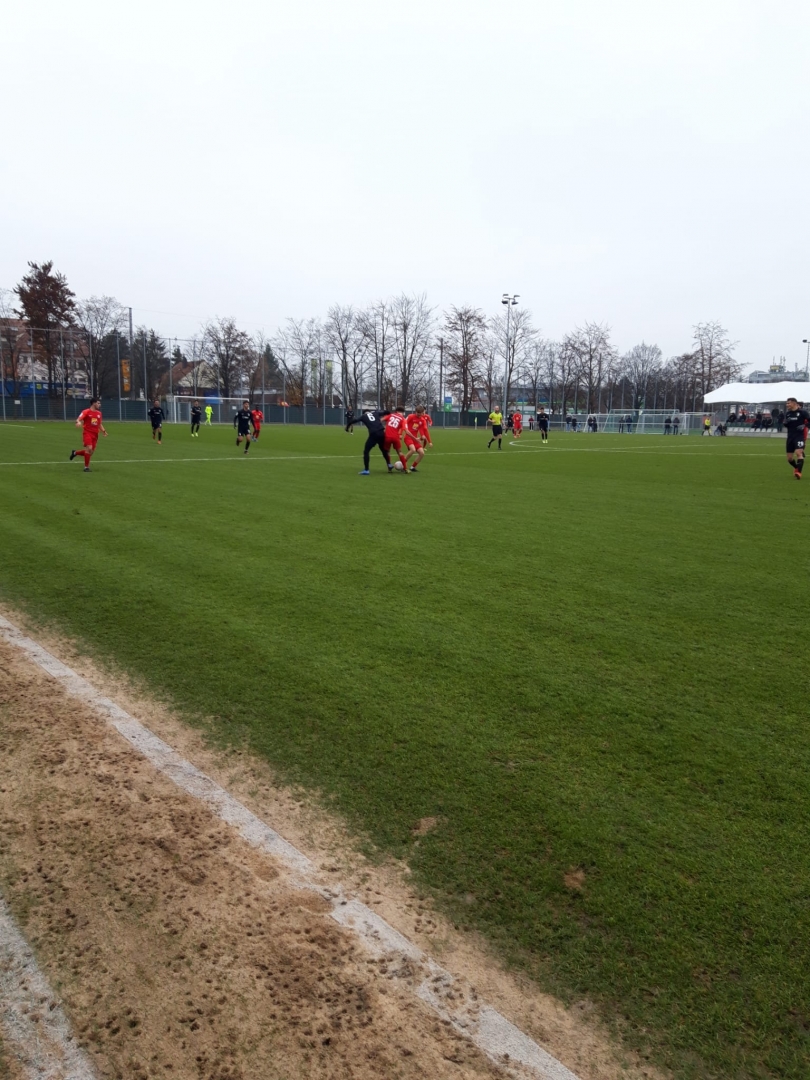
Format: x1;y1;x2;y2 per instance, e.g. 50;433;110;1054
65;395;810;480
346;406;433;473
485;407;550;449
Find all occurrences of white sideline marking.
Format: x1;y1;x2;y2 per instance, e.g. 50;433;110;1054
0;615;580;1080
0;897;97;1080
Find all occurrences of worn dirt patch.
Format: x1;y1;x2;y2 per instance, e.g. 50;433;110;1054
0;608;669;1080
564;870;586;892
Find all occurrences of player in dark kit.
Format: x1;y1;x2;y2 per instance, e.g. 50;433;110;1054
190;400;202;437
148;400;165;442
537;408;549;443
233;400;252;454
783;397;810;479
345;407;356;433
353;409;393;474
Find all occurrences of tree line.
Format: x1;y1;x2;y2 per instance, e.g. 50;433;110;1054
1;261;742;415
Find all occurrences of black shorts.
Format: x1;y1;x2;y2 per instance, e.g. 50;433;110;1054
491;425;503;437
151;422;162;430
787;434;805;454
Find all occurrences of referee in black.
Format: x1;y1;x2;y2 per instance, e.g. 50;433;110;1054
353;409;393;474
233;400;252;454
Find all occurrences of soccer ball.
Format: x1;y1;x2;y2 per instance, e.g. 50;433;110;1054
393;461;405;471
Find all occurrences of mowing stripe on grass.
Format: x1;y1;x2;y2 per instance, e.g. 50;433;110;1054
0;614;581;1080
0;895;98;1080
0;445;778;468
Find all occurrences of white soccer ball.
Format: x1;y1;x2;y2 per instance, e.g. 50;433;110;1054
393;460;405;471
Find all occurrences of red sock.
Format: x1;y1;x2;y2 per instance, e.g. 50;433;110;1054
83;451;91;467
399;453;408;469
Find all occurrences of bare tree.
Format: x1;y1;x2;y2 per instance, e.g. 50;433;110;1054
357;300;393;408
0;289;27;400
521;339;548;413
74;296;127;398
390;293;434;408
274;317;320;408
443;305;486;419
480;332;501;412
621;342;663;410
691;321;741;395
324;305;368;410
201;317;252;399
560;322;617;412
491;307;537;409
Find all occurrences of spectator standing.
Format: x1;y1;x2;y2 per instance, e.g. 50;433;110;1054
625;414;633;433
673;414;681;434
664;415;672;434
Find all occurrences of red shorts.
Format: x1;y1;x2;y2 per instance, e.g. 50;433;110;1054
514;425;522;434
404;434;421;451
384;436;402;453
253;424;261;433
83;435;98;450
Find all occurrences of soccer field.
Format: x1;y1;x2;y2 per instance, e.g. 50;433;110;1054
1;420;808;1079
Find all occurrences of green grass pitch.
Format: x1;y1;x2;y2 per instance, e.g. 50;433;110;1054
0;420;808;1079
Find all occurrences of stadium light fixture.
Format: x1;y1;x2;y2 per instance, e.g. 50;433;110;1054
803;339;810;378
501;294;519;412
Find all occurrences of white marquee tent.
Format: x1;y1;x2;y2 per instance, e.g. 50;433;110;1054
703;381;810;406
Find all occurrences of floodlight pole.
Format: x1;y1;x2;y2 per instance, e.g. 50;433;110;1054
501;294;519;413
0;329;5;422
802;339;810;378
30;332;37;421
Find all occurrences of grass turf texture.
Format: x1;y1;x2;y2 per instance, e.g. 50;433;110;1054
1;421;808;1079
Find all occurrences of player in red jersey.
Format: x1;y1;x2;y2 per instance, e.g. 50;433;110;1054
513;410;523;439
250;407;264;439
383;410;410;472
69;398;107;471
403;408;428;472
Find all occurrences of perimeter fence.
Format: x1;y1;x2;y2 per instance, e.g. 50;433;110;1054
0;394;722;435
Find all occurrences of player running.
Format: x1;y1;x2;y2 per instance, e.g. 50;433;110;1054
404;407;430;472
69;398;107;472
204;404;213;425
148;399;165;442
784;397;810;479
190;399;202;437
234;400;252;454
513;410;523;439
250;406;264;439
537;407;549;443
487;408;504;449
353;408;393;474
383;409;410;472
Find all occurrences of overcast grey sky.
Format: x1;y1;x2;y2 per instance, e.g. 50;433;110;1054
3;0;808;370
